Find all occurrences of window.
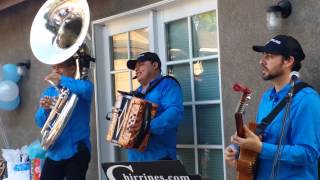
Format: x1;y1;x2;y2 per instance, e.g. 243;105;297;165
165;10;223;179
110;28;149;102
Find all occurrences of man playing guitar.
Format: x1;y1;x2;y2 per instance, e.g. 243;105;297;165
225;35;320;179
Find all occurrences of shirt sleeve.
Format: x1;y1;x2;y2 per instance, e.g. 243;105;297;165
60;76;93;101
259;92;320;166
150;80;184;135
34;88;51;128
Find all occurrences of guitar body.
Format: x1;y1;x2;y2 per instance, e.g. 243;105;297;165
236;122;259;180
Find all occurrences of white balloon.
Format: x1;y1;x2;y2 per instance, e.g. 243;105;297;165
0;80;19;102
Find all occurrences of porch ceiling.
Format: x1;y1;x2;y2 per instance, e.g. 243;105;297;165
0;0;26;12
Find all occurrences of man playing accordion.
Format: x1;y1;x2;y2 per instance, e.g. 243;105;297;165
125;52;184;161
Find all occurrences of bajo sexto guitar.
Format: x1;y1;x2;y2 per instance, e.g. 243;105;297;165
233;83;259;180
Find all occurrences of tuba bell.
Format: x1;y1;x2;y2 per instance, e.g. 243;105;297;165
30;0;93;150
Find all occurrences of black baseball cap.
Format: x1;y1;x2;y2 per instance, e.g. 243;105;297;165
252;35;305;61
127;52;161;70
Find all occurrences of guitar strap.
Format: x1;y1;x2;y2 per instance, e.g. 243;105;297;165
255;82;311;135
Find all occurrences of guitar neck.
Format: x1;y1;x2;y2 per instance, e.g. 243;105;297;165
235;112;245;138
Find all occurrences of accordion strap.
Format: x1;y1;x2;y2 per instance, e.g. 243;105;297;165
145;75;181;95
130;76;180;148
132;75;181;98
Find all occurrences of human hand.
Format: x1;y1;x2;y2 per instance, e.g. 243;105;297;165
44;72;61;86
224;144;239;168
39;96;54;110
231;125;262;153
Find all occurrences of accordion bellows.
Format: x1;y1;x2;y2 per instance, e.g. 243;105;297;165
106;94;157;151
0;160;5;179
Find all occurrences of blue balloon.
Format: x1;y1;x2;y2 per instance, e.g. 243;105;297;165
2;64;21;82
0;96;20;111
0;66;3;81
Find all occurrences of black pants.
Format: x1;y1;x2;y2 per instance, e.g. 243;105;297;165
160;156;172;160
40;144;90;180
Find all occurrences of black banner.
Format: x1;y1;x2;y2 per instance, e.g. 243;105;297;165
101;160;201;180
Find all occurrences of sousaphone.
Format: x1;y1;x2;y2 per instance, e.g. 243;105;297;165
30;0;93;150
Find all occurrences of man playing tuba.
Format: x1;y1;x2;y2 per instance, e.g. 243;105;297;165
35;56;93;180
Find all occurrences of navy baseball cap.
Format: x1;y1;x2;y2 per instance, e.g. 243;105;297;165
127;52;161;70
252;35;305;61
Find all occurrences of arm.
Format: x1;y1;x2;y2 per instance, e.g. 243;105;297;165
259;93;320;166
44;72;93;101
150;80;183;135
260;143;318;166
35;108;50;128
60;76;93;101
34;88;52;128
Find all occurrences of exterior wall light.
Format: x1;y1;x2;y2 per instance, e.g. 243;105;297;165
267;0;292;30
16;60;31;76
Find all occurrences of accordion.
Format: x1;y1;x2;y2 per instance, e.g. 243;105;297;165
0;160;6;180
106;91;157;151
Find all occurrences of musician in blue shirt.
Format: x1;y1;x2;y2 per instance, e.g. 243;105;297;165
35;57;93;180
225;35;320;179
126;52;183;161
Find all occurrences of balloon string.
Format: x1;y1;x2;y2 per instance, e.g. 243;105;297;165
0;116;9;149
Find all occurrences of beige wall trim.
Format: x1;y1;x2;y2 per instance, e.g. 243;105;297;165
92;0;176;25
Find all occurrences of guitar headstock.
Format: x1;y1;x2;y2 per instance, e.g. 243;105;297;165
233;83;252;113
233;83;252;138
233;83;251;95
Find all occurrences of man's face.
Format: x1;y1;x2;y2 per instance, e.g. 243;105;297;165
259;53;285;81
134;60;158;86
52;63;75;78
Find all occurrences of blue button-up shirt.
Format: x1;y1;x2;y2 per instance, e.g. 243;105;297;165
256;83;320;180
35;76;93;161
128;75;184;161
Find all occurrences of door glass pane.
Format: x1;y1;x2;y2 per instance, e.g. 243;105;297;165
167;63;192;102
111;33;128;70
130;28;149;59
177;149;195;174
166;18;189;61
177;106;194;144
194;60;220;101
196;104;221;144
111;72;131;103
198;149;224;180
192;11;217;57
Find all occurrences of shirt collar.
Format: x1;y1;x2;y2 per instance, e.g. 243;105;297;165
269;83;291;101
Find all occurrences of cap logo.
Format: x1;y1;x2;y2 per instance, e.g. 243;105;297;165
137;54;145;59
270;39;281;45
